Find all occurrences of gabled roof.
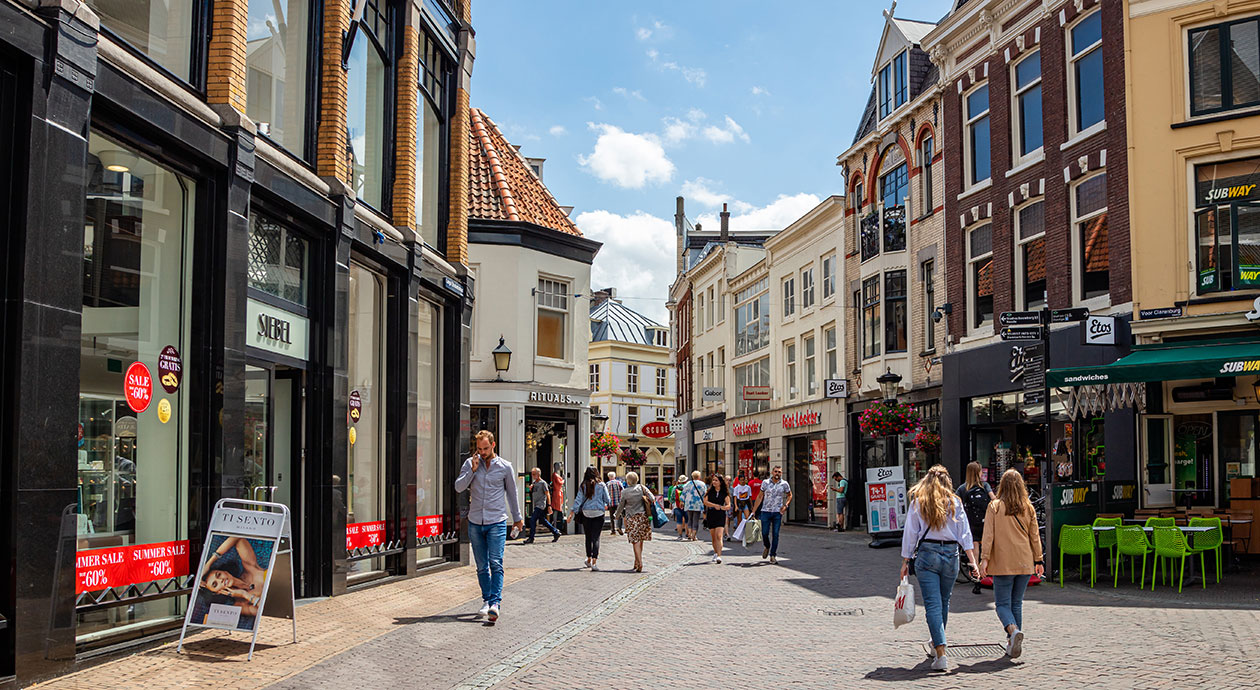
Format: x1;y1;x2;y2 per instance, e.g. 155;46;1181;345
893;17;935;45
468;108;581;236
590;298;665;345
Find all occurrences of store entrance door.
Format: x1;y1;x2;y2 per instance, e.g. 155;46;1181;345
244;363;304;586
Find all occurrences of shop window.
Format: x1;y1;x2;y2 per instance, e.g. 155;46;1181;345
884;270;907;353
78;130;196;639
348;261;388;576
922;260;935;351
247;214;309;306
627;364;639;393
1073;173;1109;302
346;0;393;212
246;0;312;156
536;278;569;360
734;279;769;356
880;156;908;252
801;267;815;309
783;277;796;317
920;136;934;213
1190;15;1260;116
1013;50;1043;159
656;367;667;396
965;83;991;186
824;325;838;380
589;363;599;391
861;275;880;359
470;406;498;445
1194;157;1260;293
735;357;770;415
628;405;639;434
822;254;836;300
87;0;198;82
967;223;994;330
1016;200;1047;310
803;334;817;397
785;340;797;400
416;299;443;562
1069;10;1104;134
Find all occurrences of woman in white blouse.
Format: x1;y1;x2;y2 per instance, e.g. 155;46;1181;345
898;465;979;672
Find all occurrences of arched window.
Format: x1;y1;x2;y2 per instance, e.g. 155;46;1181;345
878;145;908;253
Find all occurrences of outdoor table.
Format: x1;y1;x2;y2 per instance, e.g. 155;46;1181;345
1168;488;1206;510
1092;525;1213;533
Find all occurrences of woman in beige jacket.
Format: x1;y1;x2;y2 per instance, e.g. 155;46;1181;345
979;469;1045;659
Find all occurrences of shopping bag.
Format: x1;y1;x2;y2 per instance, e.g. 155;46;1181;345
731;517;747;541
743;516;762;548
650;501;670;529
893;576;916;629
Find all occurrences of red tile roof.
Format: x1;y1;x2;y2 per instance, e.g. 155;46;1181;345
468;108;582;236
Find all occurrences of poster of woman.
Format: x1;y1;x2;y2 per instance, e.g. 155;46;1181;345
190;534;276;632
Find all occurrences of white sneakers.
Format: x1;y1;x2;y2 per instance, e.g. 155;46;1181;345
478;603;491;619
1007;629;1024;659
487;604;500;623
930;655;949;671
590;563;600;571
715;556;722;564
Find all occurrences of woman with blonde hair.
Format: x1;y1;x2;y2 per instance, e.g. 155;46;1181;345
613;471;655;572
899;465;979;672
979;469;1044;659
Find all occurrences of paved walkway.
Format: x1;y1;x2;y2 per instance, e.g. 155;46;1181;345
31;526;1260;689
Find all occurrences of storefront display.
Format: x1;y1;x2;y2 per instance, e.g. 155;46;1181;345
347;261;389;579
415;299;443;563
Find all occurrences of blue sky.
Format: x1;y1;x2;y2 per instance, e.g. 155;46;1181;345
470;0;951;321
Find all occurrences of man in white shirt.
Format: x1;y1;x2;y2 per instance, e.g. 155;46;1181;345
750;466;791;564
454;430;523;623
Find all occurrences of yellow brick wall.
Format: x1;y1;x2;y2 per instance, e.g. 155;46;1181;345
446;73;471;266
317;0;351;184
206;0;247;110
392;26;420;229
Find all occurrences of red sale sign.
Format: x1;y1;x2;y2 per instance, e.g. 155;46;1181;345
76;540;191;593
868;483;887;503
346;520;387;550
124;361;153;413
416;514;444;539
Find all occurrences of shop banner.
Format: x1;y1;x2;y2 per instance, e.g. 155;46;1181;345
76;540;191;594
416;514;444;539
345;520;387;550
810;439;828;502
865;466;907;534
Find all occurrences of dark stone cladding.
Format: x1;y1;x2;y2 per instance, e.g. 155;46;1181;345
468;217;602;265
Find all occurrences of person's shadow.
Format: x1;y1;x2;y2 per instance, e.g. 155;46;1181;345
393;612;491;626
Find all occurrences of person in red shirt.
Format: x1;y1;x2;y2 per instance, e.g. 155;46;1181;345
551;469;566;535
748;472;763;503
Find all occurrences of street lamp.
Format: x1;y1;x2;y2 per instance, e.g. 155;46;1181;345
876;368;902;402
591;412;609;434
492;336;512;381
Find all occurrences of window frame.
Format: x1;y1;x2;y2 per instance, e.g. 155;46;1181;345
628;405;639;434
861;275;881;359
1188;15;1260;117
966;223;995;333
801;267;816;310
1012;49;1044;162
878;50;909;119
1068;9;1105;135
920;135;935;215
822;254;836;301
1015;199;1048;311
785;340;798;400
964;82;991;187
535;277;570;361
90;0;211;90
803;333;817;397
783;276;796;317
921;260;935;352
880;160;909;253
344;0;399;216
589;363;600;391
655;367;667;396
734;278;770;356
884;270;908;354
1071;172;1111;305
627;364;639;393
824;325;838;380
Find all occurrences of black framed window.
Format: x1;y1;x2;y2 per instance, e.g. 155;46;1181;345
920;136;934;213
1195;156;1260;292
416;31;452;248
87;0;205;84
861;275;880;359
246;0;315;157
880;161;908;252
884;270;907;353
1190;15;1260;116
346;0;396;213
922;260;935;350
860;210;880;262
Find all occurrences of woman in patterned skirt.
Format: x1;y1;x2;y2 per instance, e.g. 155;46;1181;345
615;471;655;573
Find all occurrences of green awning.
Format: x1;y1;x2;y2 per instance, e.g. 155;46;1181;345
1047;342;1260;387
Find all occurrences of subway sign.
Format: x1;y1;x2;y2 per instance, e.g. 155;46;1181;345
1220;359;1260;375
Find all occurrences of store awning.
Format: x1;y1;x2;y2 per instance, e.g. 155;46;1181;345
1047;342;1260;387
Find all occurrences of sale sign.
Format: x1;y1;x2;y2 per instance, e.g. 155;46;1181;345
810;439;828;501
416;514;444;539
124;361;154;413
738;448;754;476
76;540;191;593
346;520;386;550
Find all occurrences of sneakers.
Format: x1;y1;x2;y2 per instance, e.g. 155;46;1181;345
487;604;500;623
769;556;778;565
584;558;591;568
930;654;949;672
590;563;600;572
1007;629;1024;659
762;546;770;559
478;603;491;619
521;538;535;544
552;532;561;542
715;556;722;564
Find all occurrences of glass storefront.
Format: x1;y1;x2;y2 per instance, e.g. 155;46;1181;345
697;441;725;478
1143;408;1259;507
77;130;195;640
733;439;769;482
347;261;388;578
415;299;442;563
786;434;827;523
966;391;1074;492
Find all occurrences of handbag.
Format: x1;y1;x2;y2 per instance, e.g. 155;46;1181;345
644;491;668;529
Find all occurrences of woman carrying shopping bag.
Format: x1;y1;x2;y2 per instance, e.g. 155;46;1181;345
614;471;654;573
899;465;979;673
978;469;1044;659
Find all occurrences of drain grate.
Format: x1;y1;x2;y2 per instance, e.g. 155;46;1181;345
922;643;1007;658
819;608;864;616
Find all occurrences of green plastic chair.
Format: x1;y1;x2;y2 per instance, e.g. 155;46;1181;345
1188;517;1223;583
1145;517;1176;545
1093;517;1123;575
1151;527;1204;593
1114;526;1153;588
1059;525;1097;588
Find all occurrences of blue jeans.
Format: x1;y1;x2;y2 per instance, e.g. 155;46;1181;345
527;507;559;540
469;521;507;606
759;511;783;556
992;574;1031;631
914;542;960;648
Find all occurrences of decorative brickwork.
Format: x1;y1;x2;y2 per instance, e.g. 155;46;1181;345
206;0;248;110
393;25;420;231
447;86;471;265
317;0;352;184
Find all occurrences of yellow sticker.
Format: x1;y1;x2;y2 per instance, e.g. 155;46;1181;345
157;398;172;424
348;426;357;446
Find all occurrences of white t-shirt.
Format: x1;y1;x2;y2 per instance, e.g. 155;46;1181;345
758;478;792;513
733;484;752;501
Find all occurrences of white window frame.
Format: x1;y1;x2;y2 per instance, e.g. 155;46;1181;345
707;286;715;328
1012;49;1044;164
1071;171;1112;308
717;283;726;323
536;277;570;361
822;254;836;300
964;82;991;189
655;367;667;396
804;333;817;397
801;267;816;309
696;293;706;332
627;364;639;393
628;405;639;434
783;277;796;317
1068;9;1104;137
655;406;666;421
785;339;797;400
1014;199;1047;311
966;223;995;335
824;325;838;380
589;363;600;391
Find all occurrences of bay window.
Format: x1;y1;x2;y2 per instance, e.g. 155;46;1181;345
967;223;994;330
1069;10;1104;134
1073;173;1110;301
965;84;991;186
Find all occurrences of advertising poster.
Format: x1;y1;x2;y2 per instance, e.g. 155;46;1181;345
738;448;754;477
865;465;907;534
76;540;190;593
416;514;444;540
345;520;387;550
190;533;278;632
810;439;828;502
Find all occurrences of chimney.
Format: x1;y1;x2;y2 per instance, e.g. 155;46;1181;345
719;203;730;242
675;196;685;276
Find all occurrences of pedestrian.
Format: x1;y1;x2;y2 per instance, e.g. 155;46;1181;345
614;471;655;572
681;471;707;541
748;471;763;505
979;469;1045;659
703;474;731;563
723;474;736;539
521;467;561;544
453;430;524;623
669;475;687;540
749;466;791;564
733;474;752;522
899;464;979;672
567;467;610;571
957;462;995;573
832;471;849;532
606;471;625;536
551;466;567;535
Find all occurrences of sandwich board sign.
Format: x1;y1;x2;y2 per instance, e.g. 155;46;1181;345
178;499;297;660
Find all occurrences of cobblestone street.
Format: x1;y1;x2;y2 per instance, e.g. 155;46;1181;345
34;525;1260;689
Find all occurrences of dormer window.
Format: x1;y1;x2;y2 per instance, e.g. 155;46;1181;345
879;50;909;119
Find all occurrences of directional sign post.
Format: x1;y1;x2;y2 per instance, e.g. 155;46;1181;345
1050;307;1090;323
1000;326;1044;341
999;311;1042;326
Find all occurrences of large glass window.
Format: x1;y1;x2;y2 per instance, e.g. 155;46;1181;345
861;275;880;359
822;254;836;300
1070;10;1104;133
87;0;197;81
1194;156;1260;292
1016;201;1047;310
803;334;817;397
78;131;195;638
1074;173;1110;301
783;277;796;317
735;358;770;415
1013;50;1043;158
884;270;907;353
246;0;311;154
348;261;388;576
1190;16;1260;115
881;158;908;252
247;214;309;306
966;84;991;185
734;279;769;356
416;299;442;562
801;268;815;310
536;278;569;359
879;50;908;118
415;89;443;248
346;4;392;211
968;223;994;329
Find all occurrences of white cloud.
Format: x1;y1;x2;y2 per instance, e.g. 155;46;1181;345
549;125;567;137
680;178;730;208
585;96;604;111
575;210;675;323
701;116;750;144
635;20;669;42
660;116;695;144
578;124;675;189
636;27;652;40
751;86;770;96
646;48;659;60
696;193;822;232
687;108;706;122
612;86;646;101
648;51;707;87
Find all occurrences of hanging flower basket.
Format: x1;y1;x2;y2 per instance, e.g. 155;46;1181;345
858;401;920;438
591;432;621;458
913;429;941;455
621;446;647;467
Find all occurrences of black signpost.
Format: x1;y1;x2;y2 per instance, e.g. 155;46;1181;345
999;326;1043;341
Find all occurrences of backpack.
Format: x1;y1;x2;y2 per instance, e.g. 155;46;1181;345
961;484;989;528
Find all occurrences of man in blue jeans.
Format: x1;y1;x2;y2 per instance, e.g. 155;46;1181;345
454;430;523;623
750;465;792;564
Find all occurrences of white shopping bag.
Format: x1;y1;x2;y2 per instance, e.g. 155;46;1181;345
893;576;916;629
743;516;762;548
731;517;747;541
